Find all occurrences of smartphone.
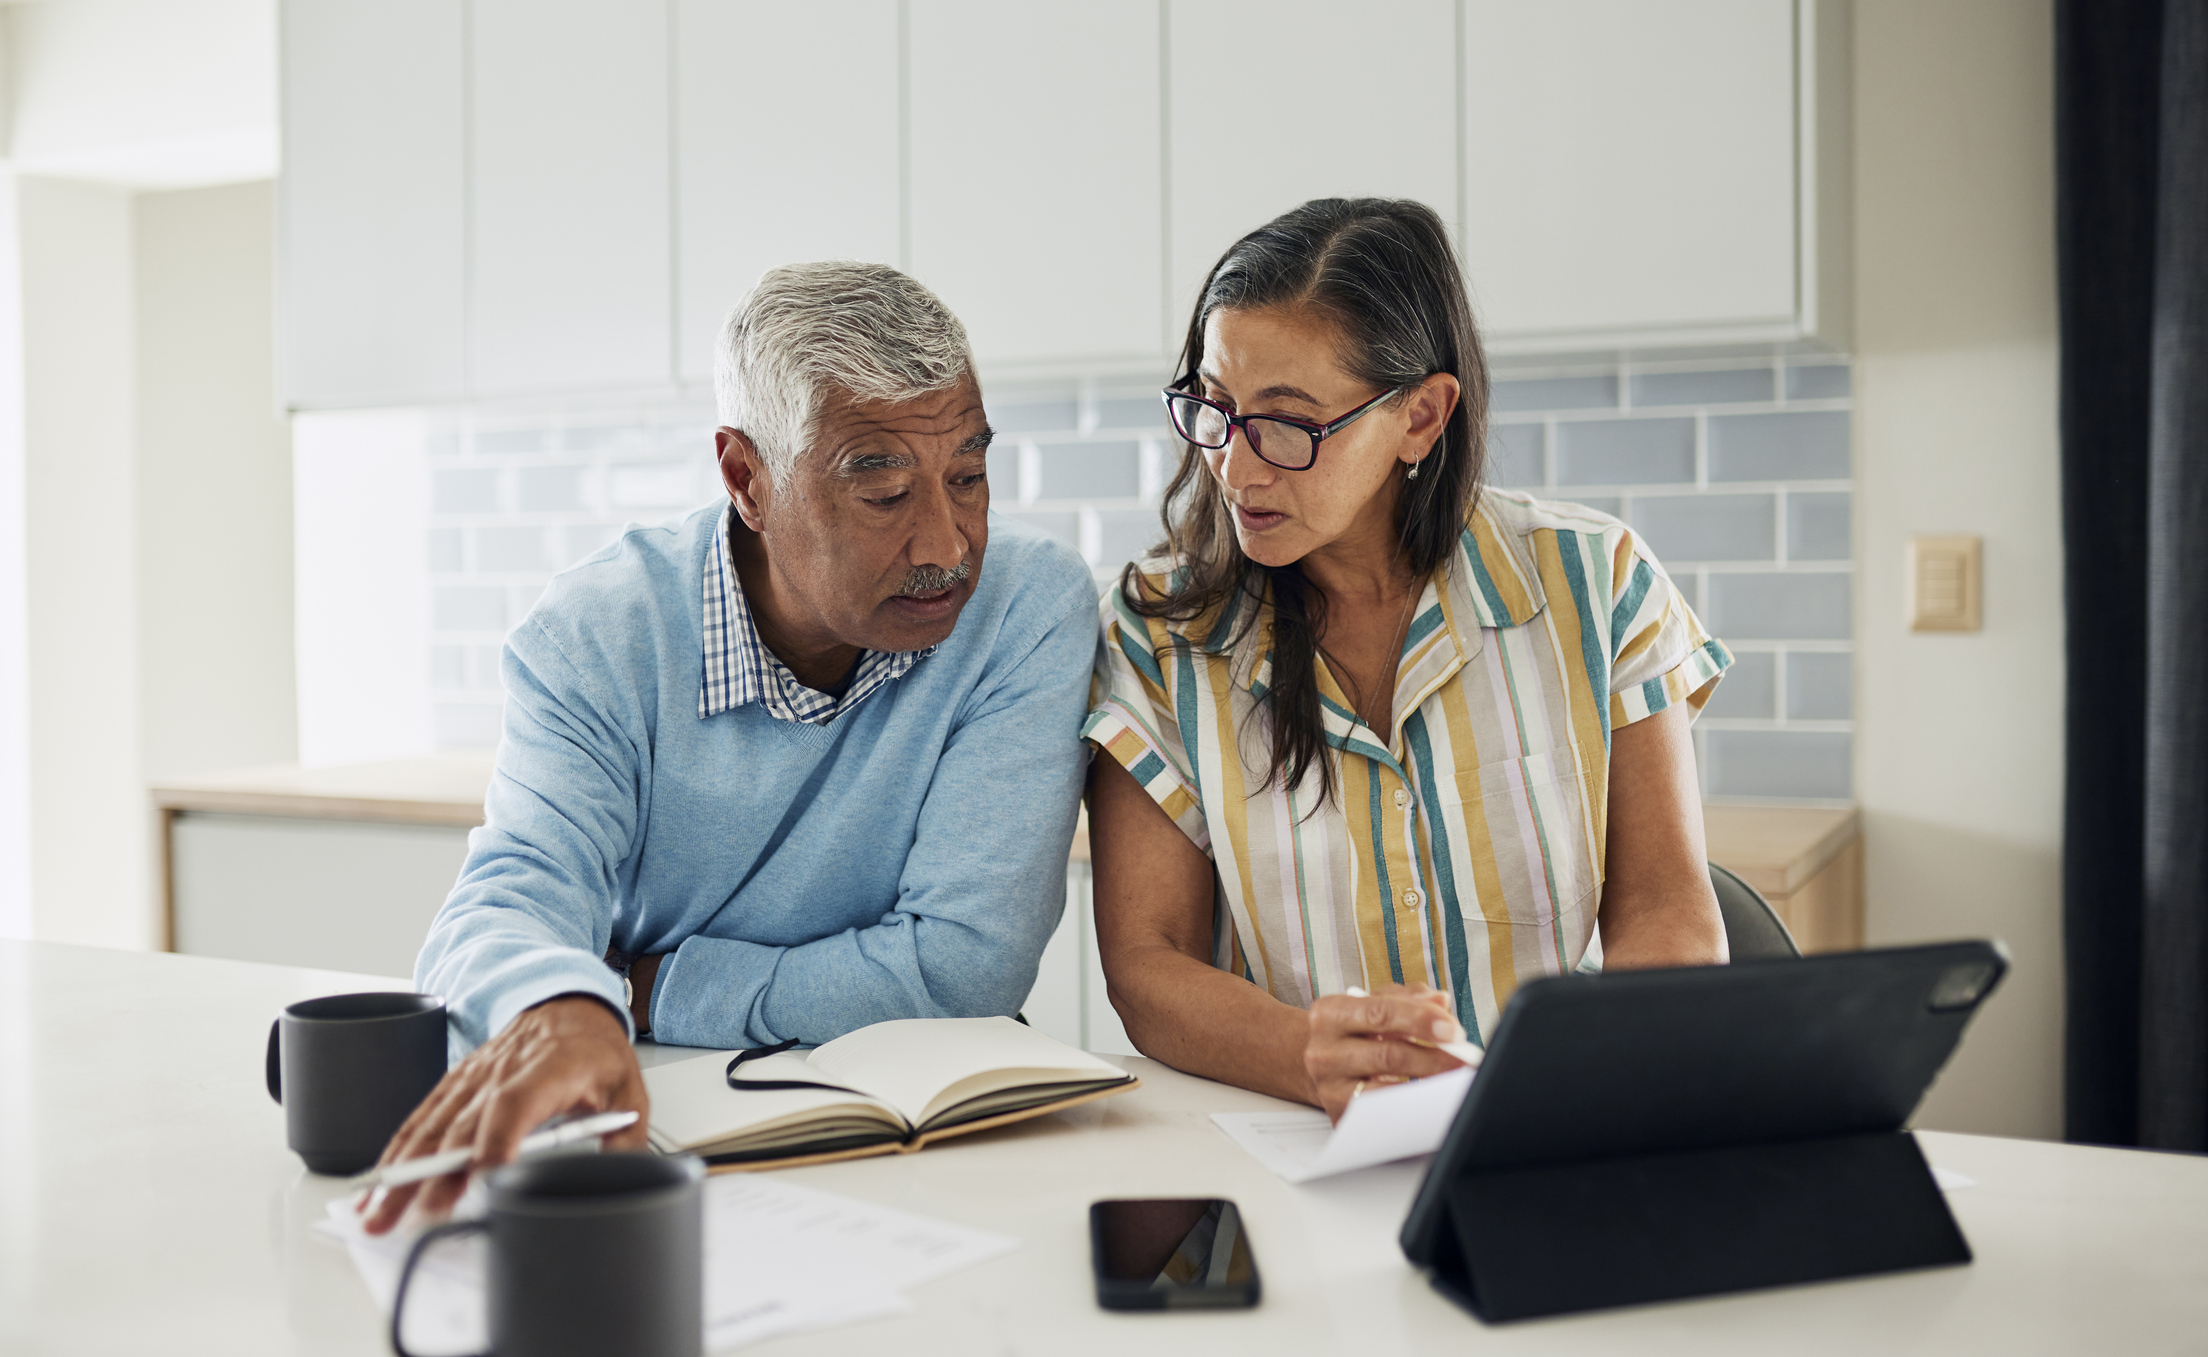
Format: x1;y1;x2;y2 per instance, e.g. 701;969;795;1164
1089;1198;1262;1311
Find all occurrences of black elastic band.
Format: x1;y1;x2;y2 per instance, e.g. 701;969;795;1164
724;1039;871;1096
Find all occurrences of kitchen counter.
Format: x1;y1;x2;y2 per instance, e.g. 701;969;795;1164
151;758;1863;958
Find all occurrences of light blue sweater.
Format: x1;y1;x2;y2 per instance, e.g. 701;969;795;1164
415;504;1098;1054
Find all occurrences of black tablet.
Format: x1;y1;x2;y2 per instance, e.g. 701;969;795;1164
1399;940;2008;1318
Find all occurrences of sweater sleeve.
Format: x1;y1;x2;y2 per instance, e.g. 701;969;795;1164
412;616;642;1057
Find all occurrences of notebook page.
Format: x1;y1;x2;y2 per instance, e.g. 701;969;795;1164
643;1047;904;1148
805;1017;1126;1127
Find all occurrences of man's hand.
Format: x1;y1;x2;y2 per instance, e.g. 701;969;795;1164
360;995;648;1234
1304;984;1469;1123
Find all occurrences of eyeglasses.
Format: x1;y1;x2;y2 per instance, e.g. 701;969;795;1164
1161;377;1408;472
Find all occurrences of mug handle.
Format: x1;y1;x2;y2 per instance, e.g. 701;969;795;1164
391;1218;491;1357
265;1020;281;1104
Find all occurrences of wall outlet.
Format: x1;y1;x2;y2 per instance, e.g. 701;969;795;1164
1908;535;1982;632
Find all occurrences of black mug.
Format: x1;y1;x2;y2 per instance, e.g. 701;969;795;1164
265;992;448;1175
392;1152;706;1357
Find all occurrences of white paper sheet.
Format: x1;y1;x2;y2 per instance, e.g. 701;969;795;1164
319;1173;1014;1354
1212;1065;1476;1184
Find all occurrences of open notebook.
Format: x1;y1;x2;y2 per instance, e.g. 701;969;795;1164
643;1016;1138;1170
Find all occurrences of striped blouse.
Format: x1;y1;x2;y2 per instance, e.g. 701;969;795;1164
1081;489;1732;1046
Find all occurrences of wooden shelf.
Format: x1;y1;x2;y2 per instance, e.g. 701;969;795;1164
149;755;495;828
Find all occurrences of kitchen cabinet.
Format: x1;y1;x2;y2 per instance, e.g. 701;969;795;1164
1462;0;1846;352
1167;0;1460;339
278;0;1847;408
278;0;466;407
907;0;1164;368
674;0;903;384
469;0;671;395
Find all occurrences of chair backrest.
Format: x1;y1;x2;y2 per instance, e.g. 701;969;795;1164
1709;861;1802;960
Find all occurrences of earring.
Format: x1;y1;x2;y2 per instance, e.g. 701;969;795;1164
1407;461;1421;481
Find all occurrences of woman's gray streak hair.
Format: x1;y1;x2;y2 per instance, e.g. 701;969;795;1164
715;261;974;485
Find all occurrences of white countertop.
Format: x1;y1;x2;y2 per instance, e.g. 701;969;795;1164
5;940;2204;1356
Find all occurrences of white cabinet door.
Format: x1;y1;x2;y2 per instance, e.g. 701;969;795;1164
1461;0;1798;348
470;0;671;395
279;0;466;408
907;0;1164;371
674;0;902;386
1167;0;1459;341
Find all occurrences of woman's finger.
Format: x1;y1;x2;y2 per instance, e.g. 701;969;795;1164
1311;992;1465;1044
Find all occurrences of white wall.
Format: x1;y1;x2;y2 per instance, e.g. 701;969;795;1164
1853;0;2066;1138
0;175;33;941
0;0;292;946
4;0;276;188
135;181;297;780
18;176;146;948
292;409;431;767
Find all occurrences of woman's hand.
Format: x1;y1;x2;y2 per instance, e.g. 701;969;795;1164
1304;983;1471;1122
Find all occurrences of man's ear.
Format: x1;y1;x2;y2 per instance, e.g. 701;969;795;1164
717;427;772;531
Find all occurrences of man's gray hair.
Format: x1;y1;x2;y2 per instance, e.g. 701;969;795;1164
715;261;975;485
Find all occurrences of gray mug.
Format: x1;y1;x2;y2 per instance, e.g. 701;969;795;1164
265;991;448;1175
392;1152;706;1357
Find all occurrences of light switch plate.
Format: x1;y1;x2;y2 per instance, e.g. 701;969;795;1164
1909;535;1981;632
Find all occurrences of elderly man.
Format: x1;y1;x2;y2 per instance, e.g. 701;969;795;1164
364;262;1096;1231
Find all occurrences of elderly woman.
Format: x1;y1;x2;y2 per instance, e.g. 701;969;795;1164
1083;198;1734;1121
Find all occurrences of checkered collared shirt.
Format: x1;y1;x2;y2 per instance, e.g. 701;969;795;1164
699;503;930;724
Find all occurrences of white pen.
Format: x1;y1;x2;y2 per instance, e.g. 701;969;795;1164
347;1110;642;1192
1343;986;1483;1068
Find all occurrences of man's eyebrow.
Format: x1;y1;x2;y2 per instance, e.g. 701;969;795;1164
955;426;995;457
836;451;917;477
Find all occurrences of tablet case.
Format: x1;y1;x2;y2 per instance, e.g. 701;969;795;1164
1400;940;2007;1322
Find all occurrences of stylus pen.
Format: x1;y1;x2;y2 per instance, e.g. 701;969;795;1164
1343;986;1484;1068
346;1110;641;1192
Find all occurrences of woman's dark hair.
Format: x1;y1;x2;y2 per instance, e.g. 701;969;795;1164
1122;197;1488;805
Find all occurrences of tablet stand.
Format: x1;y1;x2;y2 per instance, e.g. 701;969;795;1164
1426;1130;1971;1322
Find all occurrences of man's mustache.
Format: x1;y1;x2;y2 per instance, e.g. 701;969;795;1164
898;560;972;596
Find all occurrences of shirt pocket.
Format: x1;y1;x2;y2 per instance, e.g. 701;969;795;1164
1434;746;1596;927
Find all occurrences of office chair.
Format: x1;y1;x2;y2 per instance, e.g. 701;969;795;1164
1709;862;1802;960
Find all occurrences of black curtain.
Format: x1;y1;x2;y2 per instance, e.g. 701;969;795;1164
2059;0;2208;1150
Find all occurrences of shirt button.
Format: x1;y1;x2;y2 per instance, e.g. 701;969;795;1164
1403;889;1422;908
1393;788;1408;808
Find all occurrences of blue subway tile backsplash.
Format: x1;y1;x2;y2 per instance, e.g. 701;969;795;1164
1555;416;1697;485
433;585;508;633
433;468;501;514
1705;572;1852;640
515;464;585;513
1491;374;1619;413
988;398;1079;434
1707;411;1851;482
1039;441;1142;501
1094;396;1165;430
1785;363;1852;401
1629;493;1777;562
426;354;1853;801
1629;367;1775;408
1705;730;1852;800
1702;650;1776;720
1786;651;1854;721
429;527;464;573
474;525;550;574
1788;490;1852;561
1486;423;1545;488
